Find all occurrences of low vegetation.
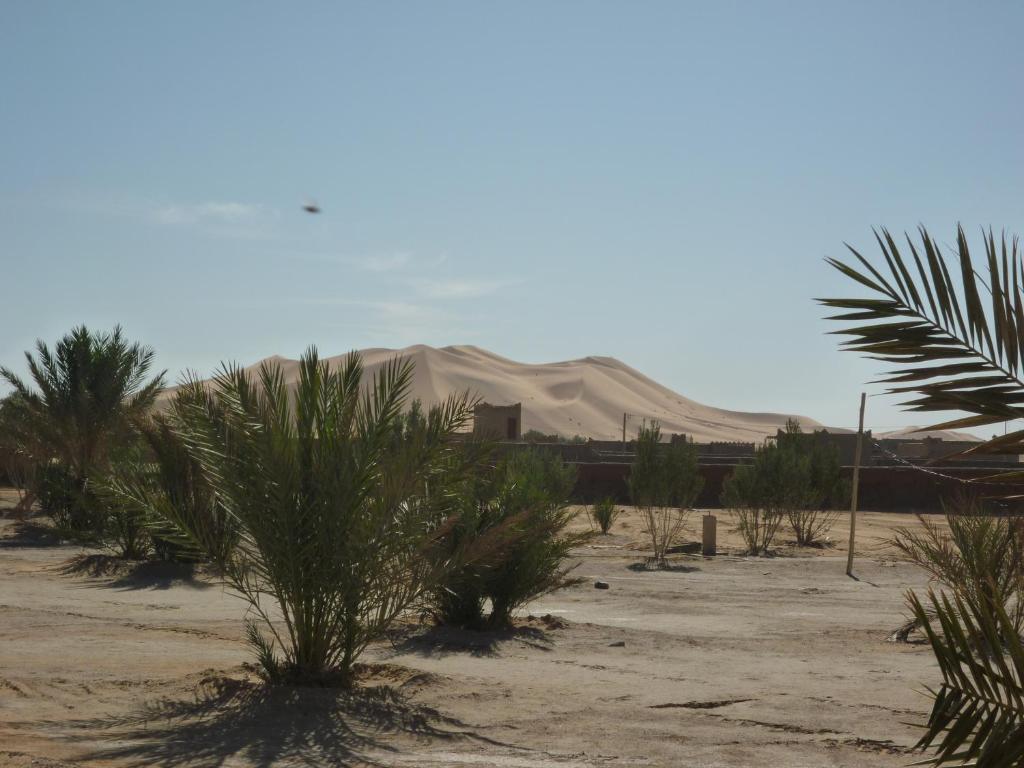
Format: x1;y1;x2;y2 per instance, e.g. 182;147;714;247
629;423;703;564
721;421;846;555
822;225;1024;763
110;348;475;686
776;420;847;547
589;497;621;534
0;326;165;544
892;495;1024;638
432;449;587;629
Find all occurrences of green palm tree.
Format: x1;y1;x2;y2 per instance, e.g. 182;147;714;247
0;325;164;531
111;347;474;686
820;225;1024;765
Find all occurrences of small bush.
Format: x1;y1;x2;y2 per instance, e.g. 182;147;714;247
104;415;237;564
590;497;621;534
894;494;1024;634
35;463;103;535
629;424;703;563
433;449;587;629
721;440;806;555
777;421;847;546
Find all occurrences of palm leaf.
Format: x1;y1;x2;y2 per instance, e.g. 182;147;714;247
819;226;1024;455
909;588;1024;766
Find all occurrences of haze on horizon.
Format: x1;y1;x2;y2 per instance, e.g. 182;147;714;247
3;2;1022;435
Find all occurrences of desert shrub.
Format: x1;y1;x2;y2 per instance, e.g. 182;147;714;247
777;421;848;546
590;497;621;534
110;349;474;686
102;413;238;563
721;439;810;555
0;326;164;536
433;449;587;629
0;394;39;514
103;484;150;560
34;462;86;531
629;424;703;563
893;494;1024;636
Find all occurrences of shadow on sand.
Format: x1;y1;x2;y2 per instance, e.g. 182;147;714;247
0;519;67;549
627;560;701;573
387;622;556;659
57;553;212;591
55;672;471;767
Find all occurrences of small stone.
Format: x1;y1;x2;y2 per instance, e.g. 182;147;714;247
594;580;610;589
608;640;625;647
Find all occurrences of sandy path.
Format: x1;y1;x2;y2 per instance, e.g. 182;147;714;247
0;506;940;767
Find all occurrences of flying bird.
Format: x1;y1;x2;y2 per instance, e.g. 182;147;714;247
302;199;321;214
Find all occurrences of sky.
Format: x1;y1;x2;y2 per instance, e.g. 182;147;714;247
2;1;1023;434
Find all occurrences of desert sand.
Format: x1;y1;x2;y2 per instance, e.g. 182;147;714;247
162;345;827;444
1;491;944;768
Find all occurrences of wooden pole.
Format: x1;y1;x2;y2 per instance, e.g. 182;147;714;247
622;413;627;452
846;392;867;577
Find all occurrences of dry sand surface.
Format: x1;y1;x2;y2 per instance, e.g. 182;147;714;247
0;493;946;768
160;345;828;443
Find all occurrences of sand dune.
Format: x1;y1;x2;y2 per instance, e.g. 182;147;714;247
167;344;825;443
877;427;982;442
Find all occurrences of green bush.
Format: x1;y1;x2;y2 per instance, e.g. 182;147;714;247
894;494;1024;636
721;439;810;555
433;449;587;629
776;421;848;546
111;348;474;686
589;497;621;534
0;326;164;536
629;424;703;563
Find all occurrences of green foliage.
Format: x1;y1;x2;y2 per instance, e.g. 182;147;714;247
721;440;810;555
629;423;703;563
909;587;1024;766
0;326;164;535
115;348;474;686
776;425;849;546
821;225;1024;763
433;449;586;629
894;495;1024;635
34;461;92;532
589;497;621;534
819;226;1024;463
0;394;38;512
101;412;237;564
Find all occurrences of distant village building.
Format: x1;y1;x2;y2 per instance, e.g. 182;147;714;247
473;402;522;440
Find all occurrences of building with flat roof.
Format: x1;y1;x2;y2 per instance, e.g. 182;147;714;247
473;402;522;440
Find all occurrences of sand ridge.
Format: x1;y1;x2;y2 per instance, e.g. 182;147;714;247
163;344;827;443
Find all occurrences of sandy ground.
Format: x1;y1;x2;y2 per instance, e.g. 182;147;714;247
0;495;944;768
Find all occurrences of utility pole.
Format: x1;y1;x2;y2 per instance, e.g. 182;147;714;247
622;412;627;452
846;392;867;577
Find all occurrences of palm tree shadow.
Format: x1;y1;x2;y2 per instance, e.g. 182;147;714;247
60;673;469;767
57;553;212;591
388;623;555;658
0;519;66;548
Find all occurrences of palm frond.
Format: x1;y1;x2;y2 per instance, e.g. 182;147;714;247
909;588;1024;766
819;226;1024;455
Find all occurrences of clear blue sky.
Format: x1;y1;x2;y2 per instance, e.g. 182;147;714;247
3;2;1022;433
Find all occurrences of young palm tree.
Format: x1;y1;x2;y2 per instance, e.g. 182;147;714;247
113;347;474;686
0;326;165;531
820;225;1024;765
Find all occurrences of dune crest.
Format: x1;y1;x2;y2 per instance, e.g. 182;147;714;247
165;344;824;443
